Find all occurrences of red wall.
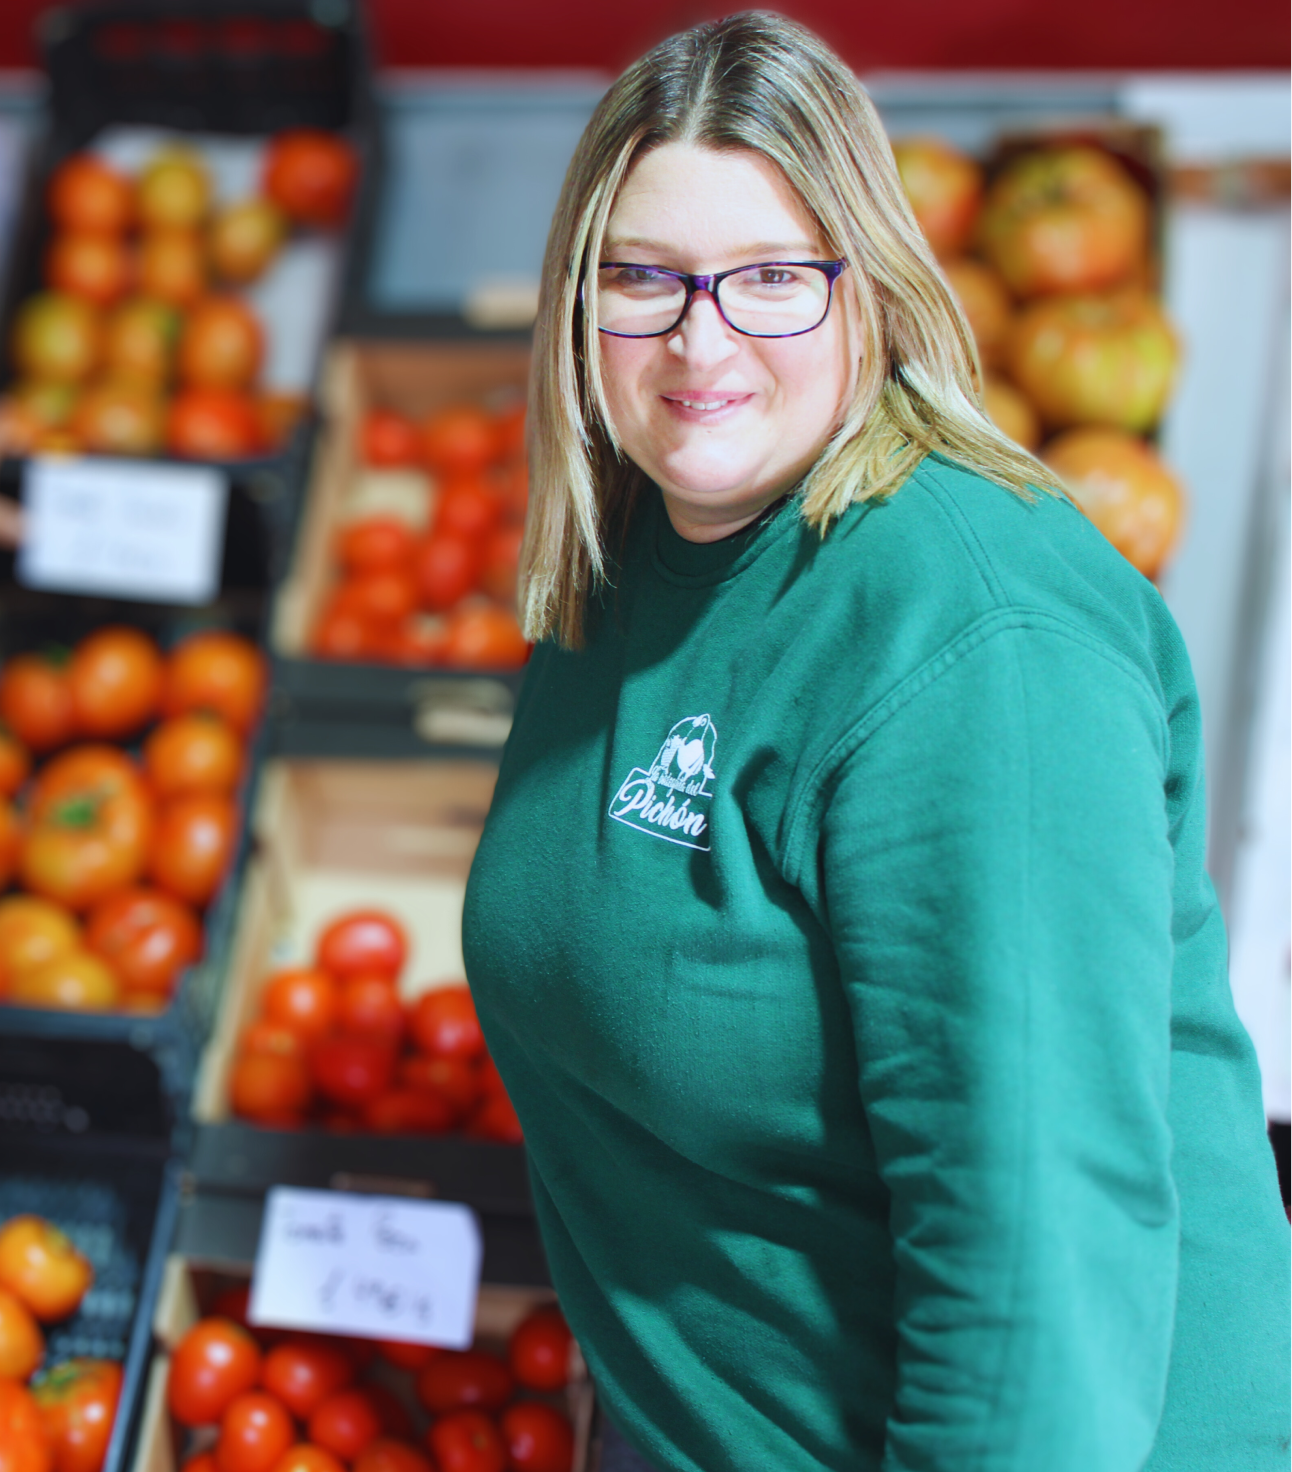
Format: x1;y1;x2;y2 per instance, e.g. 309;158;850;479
0;0;1286;72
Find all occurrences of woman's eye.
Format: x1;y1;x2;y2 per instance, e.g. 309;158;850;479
605;267;674;292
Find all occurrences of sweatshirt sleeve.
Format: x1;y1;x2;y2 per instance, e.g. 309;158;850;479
814;619;1180;1472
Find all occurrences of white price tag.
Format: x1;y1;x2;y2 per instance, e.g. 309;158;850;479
248;1188;483;1348
18;456;228;605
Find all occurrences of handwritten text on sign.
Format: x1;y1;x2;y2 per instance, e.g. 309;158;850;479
18;456;227;605
249;1188;483;1347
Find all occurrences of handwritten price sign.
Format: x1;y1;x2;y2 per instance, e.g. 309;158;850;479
249;1188;483;1348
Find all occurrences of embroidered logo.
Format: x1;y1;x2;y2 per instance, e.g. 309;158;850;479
608;714;718;851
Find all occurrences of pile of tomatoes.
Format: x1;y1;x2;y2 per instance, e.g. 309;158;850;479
167;1291;577;1472
0;129;357;462
0;626;264;1012
893;135;1186;580
228;908;521;1142
310;400;530;670
0;1213;121;1472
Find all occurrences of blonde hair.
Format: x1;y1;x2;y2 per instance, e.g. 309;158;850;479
522;10;1056;648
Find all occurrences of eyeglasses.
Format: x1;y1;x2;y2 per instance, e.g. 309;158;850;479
594;259;848;339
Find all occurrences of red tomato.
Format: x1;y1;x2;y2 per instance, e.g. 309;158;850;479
178;298;264;392
492;401;526;461
333;571;419;628
378;1339;441;1372
354;1441;432;1472
67;626;164;739
84;885;202;997
167;1317;262;1427
476;1055;506;1095
183;1457;218;1472
147;792;237;906
268;1449;345;1472
263;131;357;228
381;617;450;668
358;1384;414;1440
48;156;133;235
144;713;242;799
163;632;267;735
426;1410;506;1472
0;1380;51;1472
315;911;407;983
337;974;405;1044
0;655;75;754
216;1391;295;1472
261;969;337;1040
479;525;524;605
32;1358;121;1472
307;1388;382;1462
229;1052;312;1125
415;1350;513;1416
310;1036;396;1110
507;1308;572;1393
423;406;496;477
362;1088;455;1135
168;389;263;459
398;1055;480;1117
442;606;529;671
413;534;481;613
239;1021;306;1060
337;516;418;575
408;987;484;1062
45;233;132;309
0;799;21;891
261;1340;353;1419
499;1402;574;1472
311;603;378;662
361;412;421;469
467;1090;524;1145
433;480;501;542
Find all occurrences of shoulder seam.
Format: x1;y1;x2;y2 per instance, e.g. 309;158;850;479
910;460;1009;607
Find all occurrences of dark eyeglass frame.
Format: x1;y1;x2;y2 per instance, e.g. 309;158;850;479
594;258;848;339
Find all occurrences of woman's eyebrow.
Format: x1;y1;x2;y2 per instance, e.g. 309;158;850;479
604;238;821;258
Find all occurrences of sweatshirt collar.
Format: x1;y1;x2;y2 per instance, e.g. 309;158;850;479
651;486;796;583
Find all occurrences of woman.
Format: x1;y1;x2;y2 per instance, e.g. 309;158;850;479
463;14;1290;1471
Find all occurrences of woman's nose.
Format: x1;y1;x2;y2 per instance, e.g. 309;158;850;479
667;290;740;367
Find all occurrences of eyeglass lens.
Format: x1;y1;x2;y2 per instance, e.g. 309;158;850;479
597;263;834;338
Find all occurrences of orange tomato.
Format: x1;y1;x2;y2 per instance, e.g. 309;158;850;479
67;627;164;739
32;1358;120;1472
361;411;420;468
84;886;202;997
0;896;80;992
263;130;357;227
45;233;132;309
163;632;266;735
216;1391;295;1472
167;1317;262;1428
442;605;529;670
178;299;264;392
144;713;242;798
238;1019;306;1059
255;392;307;451
0;1380;51;1472
209;200;287;285
261;967;337;1039
336;516;418;576
70;381;167;457
103;298;179;385
0;729;32;796
137;229;206;308
892;137;983;260
147;792;236;906
0;1217;93;1323
7;950;120;1011
0;656;75;754
48;156;133;236
423;406;496;478
942;257;1013;370
12;293;101;385
0;798;21;889
138;152;210;232
0;1284;44;1379
981;376;1040;451
229;1051;312;1125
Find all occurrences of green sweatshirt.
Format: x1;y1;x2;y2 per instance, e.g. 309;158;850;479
462;455;1290;1472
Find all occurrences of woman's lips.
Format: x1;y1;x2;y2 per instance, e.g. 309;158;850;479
660;392;753;425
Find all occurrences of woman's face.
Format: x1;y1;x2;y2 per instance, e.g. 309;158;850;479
598;142;861;542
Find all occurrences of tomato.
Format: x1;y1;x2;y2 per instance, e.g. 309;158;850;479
354;1441;432;1472
70;380;167;457
1043;428;1186;580
507;1307;571;1393
32;1358;120;1472
0;1284;44;1379
361;411;421;468
13;294;101;385
476;1055;506;1096
138;151;210;231
262;968;338;1039
978;145;1149;299
316;911;407;983
478;525;523;605
942;258;1012;370
0;1219;91;1324
0;1380;51;1472
263;130;356;227
499;1402;574;1472
168;388;263;459
408;987;483;1061
216;1391;294;1472
467;1090;523;1145
398;1055;479;1117
333;570;420;629
9;380;77;436
48;156;132;235
261;1340;353;1419
382;617;450;668
229;1052;312;1125
22;746;152;911
307;1388;382;1462
238;1020;306;1059
492;401;526;462
68;626;164;738
981;376;1039;451
144;713;241;800
358;1384;413;1439
0;656;75;754
137;229;206;308
433;480;501;543
415;1351;513;1416
45;233;131;309
426;1410;506;1472
256;392;307;451
84;886;201;997
378;1339;440;1372
442;606;529;671
496;462;528;525
413;534;481;613
209;201;287;285
1005;289;1178;434
182;1458;217;1472
8;948;119;1010
164;632;267;735
0;896;80;991
168;1318;262;1427
362;1087;455;1135
337;516;418;575
0;798;21;889
311;603;378;661
0;730;31;796
423;406;496;477
337;974;405;1044
103;298;178;384
267;1450;342;1472
147;792;235;906
309;1036;396;1110
892;137;982;260
179;300;265;392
